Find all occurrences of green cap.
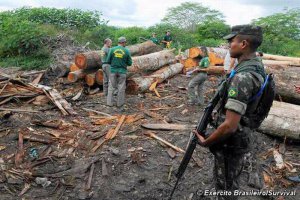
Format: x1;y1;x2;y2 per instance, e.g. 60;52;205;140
223;25;263;40
118;37;127;43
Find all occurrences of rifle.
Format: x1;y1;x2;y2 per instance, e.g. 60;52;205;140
168;86;222;200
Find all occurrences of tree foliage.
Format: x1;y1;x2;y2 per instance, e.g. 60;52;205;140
162;2;224;32
253;8;300;56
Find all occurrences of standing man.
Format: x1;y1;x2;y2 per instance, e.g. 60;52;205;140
162;30;172;49
150;33;159;45
100;38;112;96
106;37;132;112
187;51;210;106
195;25;266;199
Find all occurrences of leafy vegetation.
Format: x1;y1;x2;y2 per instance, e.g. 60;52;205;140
0;4;299;70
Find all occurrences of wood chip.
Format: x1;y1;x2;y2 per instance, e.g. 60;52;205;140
167;148;176;159
102;159;108;176
273;149;284;169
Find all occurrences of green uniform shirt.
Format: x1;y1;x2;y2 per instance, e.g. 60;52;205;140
163;35;172;42
150;37;159;45
107;45;132;74
100;46;110;64
199;57;210;68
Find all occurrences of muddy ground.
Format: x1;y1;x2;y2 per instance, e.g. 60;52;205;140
0;67;299;200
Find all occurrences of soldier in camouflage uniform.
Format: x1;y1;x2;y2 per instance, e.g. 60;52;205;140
194;25;266;200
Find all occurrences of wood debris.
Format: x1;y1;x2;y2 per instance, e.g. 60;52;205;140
144;131;184;153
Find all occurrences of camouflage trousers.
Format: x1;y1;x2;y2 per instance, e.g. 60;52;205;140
212;149;245;200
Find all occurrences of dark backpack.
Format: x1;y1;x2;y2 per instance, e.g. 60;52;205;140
228;66;276;129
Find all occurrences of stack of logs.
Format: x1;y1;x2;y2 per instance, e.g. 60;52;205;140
63;40;184;94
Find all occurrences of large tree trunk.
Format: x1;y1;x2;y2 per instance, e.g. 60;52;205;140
128;50;176;73
74;41;162;70
67;70;86;83
127;63;183;94
75;51;102;70
263;53;300;64
184;58;200;69
259;101;300;140
85;73;96;86
263;59;300;67
265;64;300;105
95;69;104;85
198;66;225;75
127;40;163;56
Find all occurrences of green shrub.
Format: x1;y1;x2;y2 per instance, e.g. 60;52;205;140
11;7;106;29
0;16;48;57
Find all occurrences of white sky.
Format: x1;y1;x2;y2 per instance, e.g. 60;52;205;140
0;0;299;27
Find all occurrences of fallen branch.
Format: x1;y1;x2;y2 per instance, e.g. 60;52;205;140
144;132;184;153
141;123;194;131
83;108;112;117
0;108;39;113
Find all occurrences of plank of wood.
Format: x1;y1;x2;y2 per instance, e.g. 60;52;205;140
85;163;95;190
91;138;107;153
83;108;112;117
141;123;193;131
0;108;39;113
72;88;84;101
144;132;185;153
31;73;44;85
110;115;126;139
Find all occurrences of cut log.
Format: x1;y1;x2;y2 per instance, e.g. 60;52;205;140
127;40;163;56
52;62;71;78
198;66;225;75
259;101;300;140
67;70;85;83
184;58;200;69
74;41;161;70
187;47;206;58
70;63;80;72
126;63;183;94
263;53;300;64
85;73;96;86
75;51;102;70
95;69;104;85
265;65;300;105
263;60;300;67
128;49;176;73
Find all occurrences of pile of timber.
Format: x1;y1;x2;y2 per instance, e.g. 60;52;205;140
0;79;76;115
65;41;168;87
182;47;227;74
66;41;182;94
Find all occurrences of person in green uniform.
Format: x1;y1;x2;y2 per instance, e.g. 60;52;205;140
100;38;112;96
187;51;210;106
106;37;132;111
194;25;266;199
150;33;159;45
162;30;172;48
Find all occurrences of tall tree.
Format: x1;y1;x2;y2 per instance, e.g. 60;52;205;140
162;2;224;32
252;8;300;56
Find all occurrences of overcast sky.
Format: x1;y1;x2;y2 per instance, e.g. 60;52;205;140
0;0;299;27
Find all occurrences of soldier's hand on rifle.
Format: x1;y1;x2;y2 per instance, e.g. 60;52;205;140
193;129;207;147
